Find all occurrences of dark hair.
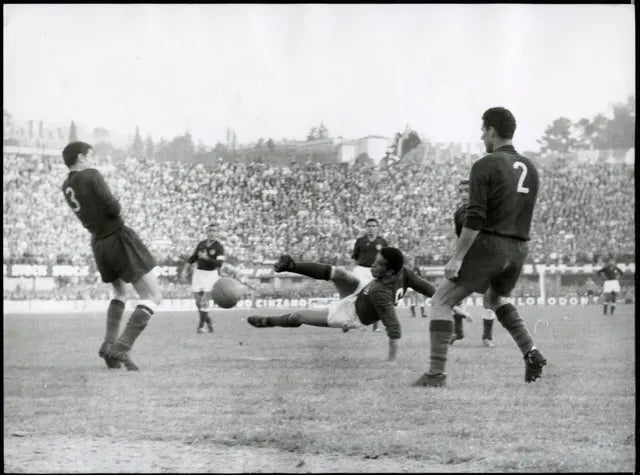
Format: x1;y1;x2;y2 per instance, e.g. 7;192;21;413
458;179;470;186
62;141;92;167
206;223;217;230
365;218;379;226
380;247;404;274
482;107;516;139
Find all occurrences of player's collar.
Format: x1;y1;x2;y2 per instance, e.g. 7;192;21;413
494;144;516;153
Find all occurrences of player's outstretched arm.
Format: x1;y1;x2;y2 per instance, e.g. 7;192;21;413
406;268;436;297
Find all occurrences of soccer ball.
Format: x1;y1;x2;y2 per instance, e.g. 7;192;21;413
212;277;242;309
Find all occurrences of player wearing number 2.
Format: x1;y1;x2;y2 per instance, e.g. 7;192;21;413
414;107;547;387
61;141;162;371
247;247;471;362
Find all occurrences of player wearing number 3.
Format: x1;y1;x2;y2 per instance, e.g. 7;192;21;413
414;107;547;387
61;142;162;371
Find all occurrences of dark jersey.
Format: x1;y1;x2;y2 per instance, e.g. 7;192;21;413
351;235;389;267
597;264;623;280
465;145;539;241
188;239;225;271
61;168;124;239
454;204;466;237
355;266;435;339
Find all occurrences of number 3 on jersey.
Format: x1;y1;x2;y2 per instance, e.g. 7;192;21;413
513;161;529;194
65;186;81;212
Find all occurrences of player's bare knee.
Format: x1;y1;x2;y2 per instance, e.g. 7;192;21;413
288;311;302;326
331;266;350;282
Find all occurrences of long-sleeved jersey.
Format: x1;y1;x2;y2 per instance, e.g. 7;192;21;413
465;145;539;241
61;168;124;239
355;266;435;339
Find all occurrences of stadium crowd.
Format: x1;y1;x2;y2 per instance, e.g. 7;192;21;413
3;151;634;299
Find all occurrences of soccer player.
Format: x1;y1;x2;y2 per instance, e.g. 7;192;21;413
351;218;389;331
247;248;471;361
596;257;624;315
414;107;547;387
61;141;162;371
450;179;494;347
406;257;427;318
183;224;225;333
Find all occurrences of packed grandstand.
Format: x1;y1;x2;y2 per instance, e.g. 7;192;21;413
3;147;634;301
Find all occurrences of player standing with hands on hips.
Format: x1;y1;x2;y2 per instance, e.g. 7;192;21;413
184;224;225;333
414;107;547;387
61;142;162;371
596;257;624;315
351;218;388;331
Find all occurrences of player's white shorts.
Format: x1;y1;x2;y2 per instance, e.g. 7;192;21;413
352;265;374;285
191;268;220;293
326;279;368;330
603;280;621;294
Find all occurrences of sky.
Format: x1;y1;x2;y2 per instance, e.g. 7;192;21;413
3;4;635;151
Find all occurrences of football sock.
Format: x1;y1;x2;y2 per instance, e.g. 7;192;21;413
495;303;534;356
198;310;208;327
114;304;153;351
453;313;464;337
291;262;332;281
428;320;453;375
603;303;608;314
410;305;416;317
105;299;125;344
420;307;426;318
610;304;615;315
482;317;494;340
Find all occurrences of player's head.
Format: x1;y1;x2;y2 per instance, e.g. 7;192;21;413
371;246;404;279
607;257;615;265
62;141;94;168
458;179;470;205
481;107;516;153
205;223;217;240
365;218;379;237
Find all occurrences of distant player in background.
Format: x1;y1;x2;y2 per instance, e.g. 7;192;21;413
406;256;427;318
414;107;546;387
351;218;389;331
450;179;494;347
596;257;624;315
183;224;225;333
247;248;471;361
61;141;162;371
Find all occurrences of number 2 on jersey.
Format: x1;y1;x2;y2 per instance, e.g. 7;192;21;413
65;187;81;212
513;161;529;194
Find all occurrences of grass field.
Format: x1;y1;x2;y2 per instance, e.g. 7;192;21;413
3;304;636;473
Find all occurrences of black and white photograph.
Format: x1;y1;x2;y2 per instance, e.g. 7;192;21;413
3;4;635;472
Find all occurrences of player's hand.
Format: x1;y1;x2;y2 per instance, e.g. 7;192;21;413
444;258;462;280
455;308;473;322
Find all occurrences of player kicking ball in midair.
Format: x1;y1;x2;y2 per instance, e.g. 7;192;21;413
61;142;162;371
183;223;225;333
247;247;471;361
